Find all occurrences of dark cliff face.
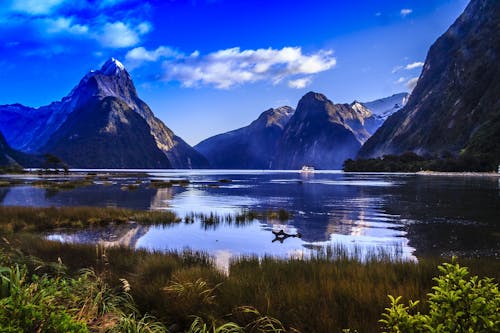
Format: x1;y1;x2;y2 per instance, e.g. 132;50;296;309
273;92;363;169
0;131;40;167
43;97;172;169
195;106;294;169
359;0;500;160
0;132;13;166
0;58;208;168
196;91;382;170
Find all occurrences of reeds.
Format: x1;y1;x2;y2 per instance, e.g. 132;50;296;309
0;206;180;233
1;233;498;333
185;209;292;229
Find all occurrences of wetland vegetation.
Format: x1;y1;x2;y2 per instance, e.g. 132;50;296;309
1;232;498;333
0;174;498;332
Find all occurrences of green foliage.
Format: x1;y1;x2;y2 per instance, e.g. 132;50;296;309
42;153;69;173
0;258;170;333
186;306;289;333
344;151;497;172
0;265;88;332
188;317;244;333
111;313;168;333
380;260;500;332
0;165;25;175
2;234;500;333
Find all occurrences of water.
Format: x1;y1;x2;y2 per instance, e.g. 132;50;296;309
1;170;499;267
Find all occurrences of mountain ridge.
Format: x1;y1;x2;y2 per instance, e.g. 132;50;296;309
196;91;408;169
0;58;208;168
195;106;295;169
358;0;500;162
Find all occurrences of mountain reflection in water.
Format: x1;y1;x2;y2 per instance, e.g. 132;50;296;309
1;170;498;264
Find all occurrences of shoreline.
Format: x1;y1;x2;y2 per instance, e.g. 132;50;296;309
416;171;500;177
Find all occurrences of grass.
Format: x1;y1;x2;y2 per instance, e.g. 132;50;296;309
32;179;94;190
0;206;497;332
0;250;168;332
0;178;95;190
0;206;292;233
1;233;498;333
0;206;180;233
149;179;191;188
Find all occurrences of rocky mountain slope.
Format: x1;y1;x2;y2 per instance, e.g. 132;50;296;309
0;58;208;168
359;0;500;161
273;92;372;169
196;91;389;170
0;131;40;167
361;93;408;121
195;106;294;169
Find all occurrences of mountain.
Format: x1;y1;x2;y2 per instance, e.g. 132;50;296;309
0;58;208;169
0;131;18;166
195;106;294;169
0;131;40;167
273;92;372;169
361;93;408;121
359;0;500;161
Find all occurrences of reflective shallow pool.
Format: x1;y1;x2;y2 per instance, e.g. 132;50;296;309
2;170;499;266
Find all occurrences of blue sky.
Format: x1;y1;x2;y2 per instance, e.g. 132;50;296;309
0;0;469;145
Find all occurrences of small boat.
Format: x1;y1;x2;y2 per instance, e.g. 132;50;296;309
300;165;315;173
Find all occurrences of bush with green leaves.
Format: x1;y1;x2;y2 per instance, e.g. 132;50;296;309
380;260;500;332
0;265;88;333
0;260;167;333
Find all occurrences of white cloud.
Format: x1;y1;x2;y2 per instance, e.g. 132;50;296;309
98;0;128;7
43;17;89;35
288;77;312;89
126;46;179;62
162;46;336;89
405;61;424;70
137;22;152;34
3;1;154;52
400;9;413;17
393;61;424;73
97;21;147;48
392;65;404;73
10;0;66;15
395;77;406;84
406;77;419;91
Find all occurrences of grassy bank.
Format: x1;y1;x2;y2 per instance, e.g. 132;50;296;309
0;206;498;332
0;206;180;233
1;233;499;333
0;206;294;234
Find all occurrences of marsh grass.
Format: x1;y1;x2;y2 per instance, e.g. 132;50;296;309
0;206;180;233
31;179;94;190
149;179;191;188
0;206;497;332
1;233;498;333
185;209;292;228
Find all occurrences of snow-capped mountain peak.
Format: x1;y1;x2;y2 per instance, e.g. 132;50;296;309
100;58;126;76
361;92;409;121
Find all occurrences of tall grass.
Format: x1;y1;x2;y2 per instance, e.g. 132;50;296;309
0;206;291;233
1;233;498;332
0;206;180;233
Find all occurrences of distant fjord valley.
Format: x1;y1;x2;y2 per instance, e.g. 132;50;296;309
1;0;499;172
1;1;500;332
0;58;407;171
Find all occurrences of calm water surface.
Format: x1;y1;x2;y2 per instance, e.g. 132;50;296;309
1;170;498;267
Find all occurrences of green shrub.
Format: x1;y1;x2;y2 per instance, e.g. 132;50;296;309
0;265;88;332
380;260;500;332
